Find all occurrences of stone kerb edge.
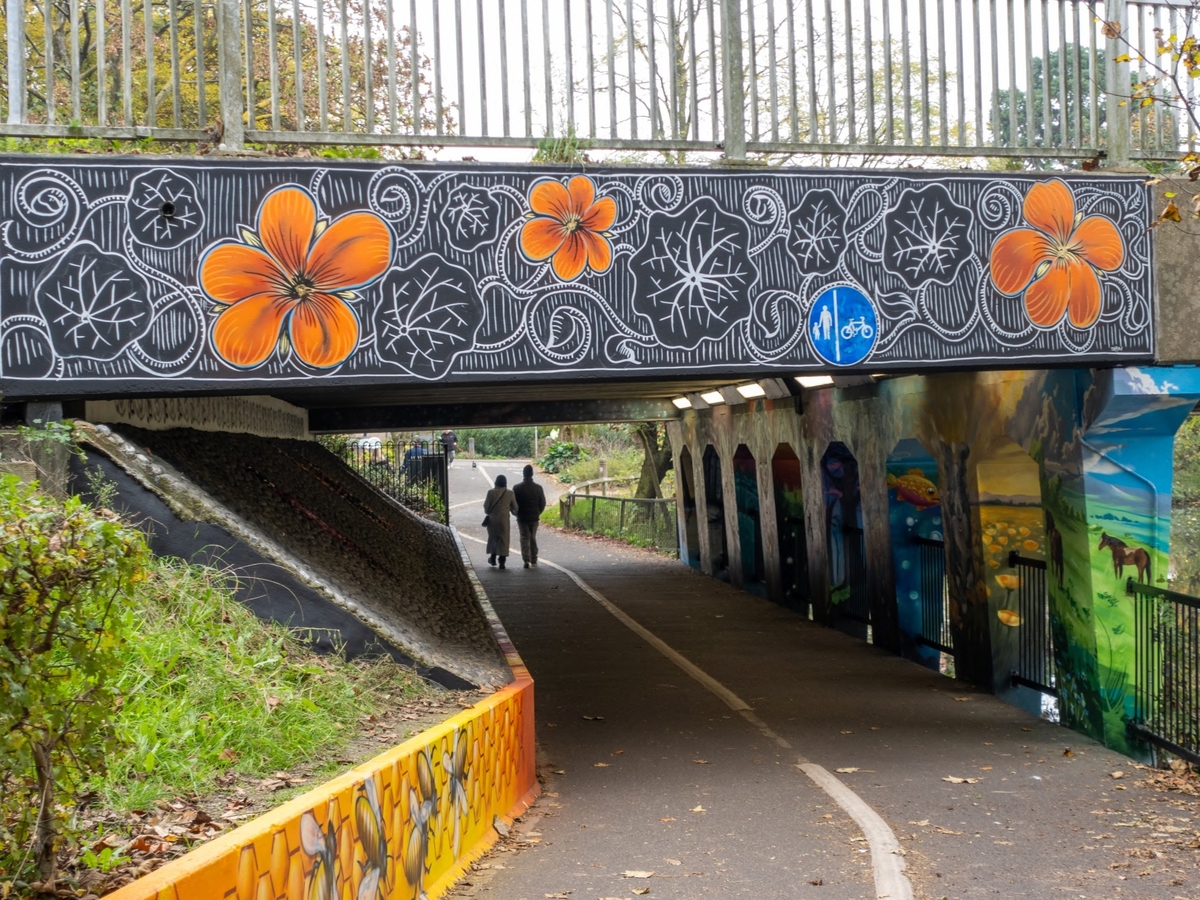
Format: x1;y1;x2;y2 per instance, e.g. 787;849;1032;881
104;530;537;900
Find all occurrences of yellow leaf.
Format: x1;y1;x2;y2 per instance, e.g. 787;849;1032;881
1162;201;1183;223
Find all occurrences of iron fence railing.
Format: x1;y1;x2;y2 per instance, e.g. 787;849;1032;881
1128;577;1200;765
835;524;871;627
563;492;679;551
1007;550;1055;696
914;535;953;654
1;0;1192;160
330;438;448;524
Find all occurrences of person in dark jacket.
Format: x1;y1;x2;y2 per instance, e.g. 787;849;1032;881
512;464;547;568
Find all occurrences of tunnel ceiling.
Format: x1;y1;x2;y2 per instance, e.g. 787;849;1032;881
0;157;1156;403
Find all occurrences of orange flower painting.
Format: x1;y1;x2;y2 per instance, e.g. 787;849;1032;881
200;185;392;369
989;179;1124;330
519;175;617;281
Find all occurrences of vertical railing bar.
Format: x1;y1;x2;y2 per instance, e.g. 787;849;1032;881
167;0;179;127
362;0;372;132
315;0;326;129
565;0;576;136
901;0;913;142
476;0;486;135
825;0;836;141
587;0;597;138
519;0;529;138
1007;0;1018;146
98;0;109;126
70;0;82;122
289;0;301;130
973;0;983;145
146;0;156;126
1154;3;1164;153
806;0;817;141
608;0;617;137
4;0;27;125
787;0;798;140
647;0;658;137
746;0;758;141
121;0;132;124
544;0;554;137
386;0;396;131
408;0;417;134
1168;4;1179;153
665;0;677;139
989;0;999;144
1057;0;1068;146
919;0;930;144
938;0;949;144
1080;0;1089;148
627;0;637;140
499;0;508;137
845;0;856;142
1041;0;1051;145
266;0;278;129
767;0;779;141
433;0;444;135
707;0;718;143
883;0;894;142
1137;4;1148;153
454;0;463;135
45;0;55;125
1088;9;1097;148
956;0;966;145
688;0;698;140
1024;0;1035;146
865;0;876;142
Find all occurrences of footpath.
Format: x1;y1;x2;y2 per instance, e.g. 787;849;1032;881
447;461;1200;900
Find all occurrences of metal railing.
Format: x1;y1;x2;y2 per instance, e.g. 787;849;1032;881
914;535;953;654
835;524;871;627
562;491;679;551
330;438;448;524
1128;578;1200;765
1007;551;1055;696
1;0;1192;161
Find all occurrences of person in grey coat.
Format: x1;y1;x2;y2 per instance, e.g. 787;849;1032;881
483;473;519;569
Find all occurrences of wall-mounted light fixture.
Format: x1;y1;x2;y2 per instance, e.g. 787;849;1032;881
672;396;693;409
700;390;725;404
795;375;834;388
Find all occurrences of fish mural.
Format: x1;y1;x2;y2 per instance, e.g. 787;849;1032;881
887;469;941;510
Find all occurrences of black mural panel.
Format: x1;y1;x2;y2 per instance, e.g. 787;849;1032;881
0;157;1154;398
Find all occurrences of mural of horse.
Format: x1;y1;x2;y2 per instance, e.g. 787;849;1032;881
1098;532;1152;584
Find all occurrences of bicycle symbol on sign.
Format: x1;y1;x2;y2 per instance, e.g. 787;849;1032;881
840;316;874;341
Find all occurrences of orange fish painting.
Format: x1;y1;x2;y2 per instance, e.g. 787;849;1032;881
887;469;940;510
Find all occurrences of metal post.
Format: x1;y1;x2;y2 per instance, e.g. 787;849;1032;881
217;0;245;147
719;0;746;159
6;0;26;123
1104;0;1130;165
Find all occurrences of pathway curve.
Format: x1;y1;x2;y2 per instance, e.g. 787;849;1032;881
445;460;1200;900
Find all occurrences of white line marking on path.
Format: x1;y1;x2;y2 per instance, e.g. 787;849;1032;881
457;531;914;900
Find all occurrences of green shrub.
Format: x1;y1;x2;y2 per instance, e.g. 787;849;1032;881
538;441;589;475
457;428;536;459
0;477;149;883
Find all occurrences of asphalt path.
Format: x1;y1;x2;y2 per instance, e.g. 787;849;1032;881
445;460;1200;900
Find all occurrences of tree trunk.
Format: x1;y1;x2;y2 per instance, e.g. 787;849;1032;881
634;423;674;499
32;742;57;885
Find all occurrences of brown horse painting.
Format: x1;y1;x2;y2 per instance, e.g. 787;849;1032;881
1098;533;1151;584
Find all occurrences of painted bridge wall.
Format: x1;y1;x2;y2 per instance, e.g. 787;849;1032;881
668;365;1200;759
0;158;1157;399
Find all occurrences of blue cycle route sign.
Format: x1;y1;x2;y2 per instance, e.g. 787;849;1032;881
808;286;878;367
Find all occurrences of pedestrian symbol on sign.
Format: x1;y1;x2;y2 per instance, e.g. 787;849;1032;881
807;285;878;367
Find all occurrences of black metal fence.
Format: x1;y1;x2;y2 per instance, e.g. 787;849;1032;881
1007;552;1055;696
837;525;871;629
1128;579;1200;765
563;494;679;552
330;439;448;525
914;536;953;655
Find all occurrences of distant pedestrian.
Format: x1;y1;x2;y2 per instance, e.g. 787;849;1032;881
512;464;547;568
483;473;518;569
441;429;459;465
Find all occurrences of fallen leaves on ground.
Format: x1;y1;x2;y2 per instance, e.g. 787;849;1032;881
809;878;824;886
659;817;676;823
942;776;980;784
931;826;964;835
633;889;650;895
690;805;705;813
545;893;572;898
622;870;654;878
835;767;860;774
692;759;709;765
953;697;971;702
594;762;610;768
664;858;681;866
582;715;605;721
